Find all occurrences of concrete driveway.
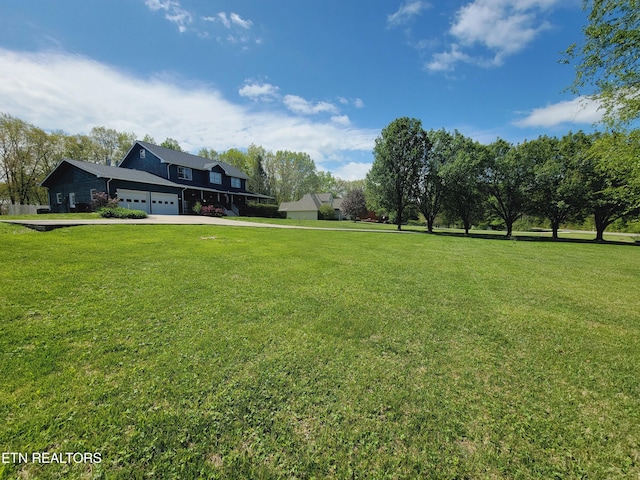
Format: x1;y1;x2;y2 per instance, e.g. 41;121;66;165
1;215;420;233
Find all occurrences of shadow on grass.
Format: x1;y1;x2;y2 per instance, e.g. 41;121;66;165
422;229;638;247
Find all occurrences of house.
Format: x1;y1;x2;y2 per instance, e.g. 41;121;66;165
278;193;344;220
41;159;184;214
41;141;272;214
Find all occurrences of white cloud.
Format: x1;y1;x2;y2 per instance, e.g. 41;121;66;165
144;0;192;33
0;49;376;175
332;162;372;181
214;12;230;28
387;1;431;28
426;44;473;72
238;82;280;101
229;13;252;29
331;115;351;126
205;12;253;30
428;0;560;72
283;95;340;115
513;96;604;128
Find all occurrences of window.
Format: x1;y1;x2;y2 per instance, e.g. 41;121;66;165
56;193;62;204
139;148;146;159
178;166;192;180
231;177;241;189
209;171;222;184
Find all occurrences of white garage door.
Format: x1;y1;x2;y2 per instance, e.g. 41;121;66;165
117;189;150;213
150;192;179;215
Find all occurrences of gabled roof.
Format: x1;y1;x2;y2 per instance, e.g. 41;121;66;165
278;193;341;212
41;158;183;189
130;141;250;180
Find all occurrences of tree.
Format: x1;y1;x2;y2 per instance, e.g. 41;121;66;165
264;150;318;203
565;0;640;126
89;127;135;165
197;148;219;160
246;144;270;197
316;171;341;196
340;188;367;221
440;134;486;235
219;148;250;174
527;134;589;239
582;130;640;241
0;114;54;205
482;138;535;237
417;129;453;233
160;137;183;151
367;117;429;230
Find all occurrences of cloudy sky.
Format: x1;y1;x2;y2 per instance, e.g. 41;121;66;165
0;0;599;179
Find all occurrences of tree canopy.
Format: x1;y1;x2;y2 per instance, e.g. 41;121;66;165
566;0;640;126
367;117;430;230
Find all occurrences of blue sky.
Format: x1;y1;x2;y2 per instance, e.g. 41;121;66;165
0;0;601;179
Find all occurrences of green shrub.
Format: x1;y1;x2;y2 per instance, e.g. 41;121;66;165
98;207;148;219
192;201;202;215
242;202;283;218
318;204;336;220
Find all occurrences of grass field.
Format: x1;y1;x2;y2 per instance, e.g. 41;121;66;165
1;222;639;479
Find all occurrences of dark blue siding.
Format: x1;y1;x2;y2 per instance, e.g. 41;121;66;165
120;147;167;178
46;165;108;212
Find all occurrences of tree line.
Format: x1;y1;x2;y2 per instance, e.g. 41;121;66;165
366;117;640;241
0;113;362;208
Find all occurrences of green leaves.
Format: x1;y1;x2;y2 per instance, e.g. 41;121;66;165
566;0;640;126
367;117;429;230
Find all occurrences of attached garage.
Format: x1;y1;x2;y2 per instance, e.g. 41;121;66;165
117;189;150;213
150;192;179;215
117;189;179;215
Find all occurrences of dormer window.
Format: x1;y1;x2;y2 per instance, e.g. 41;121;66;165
231;177;241;188
139;148;146;159
178;166;192;181
209;171;222;184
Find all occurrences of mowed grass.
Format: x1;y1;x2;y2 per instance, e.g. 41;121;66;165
0;223;638;479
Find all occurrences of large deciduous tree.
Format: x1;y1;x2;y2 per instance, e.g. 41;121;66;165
367;117;430;230
417;129;454;233
265;150;319;203
482;138;535;238
527;134;589;239
440;134;486;235
566;0;640;126
89;127;135;165
0;114;57;205
582;130;640;241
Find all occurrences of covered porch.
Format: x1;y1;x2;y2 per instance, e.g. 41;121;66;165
181;187;273;215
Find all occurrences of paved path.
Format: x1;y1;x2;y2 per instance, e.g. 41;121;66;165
0;215;415;233
3;217;636;238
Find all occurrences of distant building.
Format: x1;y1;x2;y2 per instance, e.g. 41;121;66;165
278;193;344;220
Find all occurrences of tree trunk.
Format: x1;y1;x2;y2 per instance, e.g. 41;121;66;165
551;220;560;240
426;218;434;234
594;211;610;242
506;221;513;238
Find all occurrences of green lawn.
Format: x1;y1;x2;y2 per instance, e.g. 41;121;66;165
232;217;639;243
1;222;638;479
